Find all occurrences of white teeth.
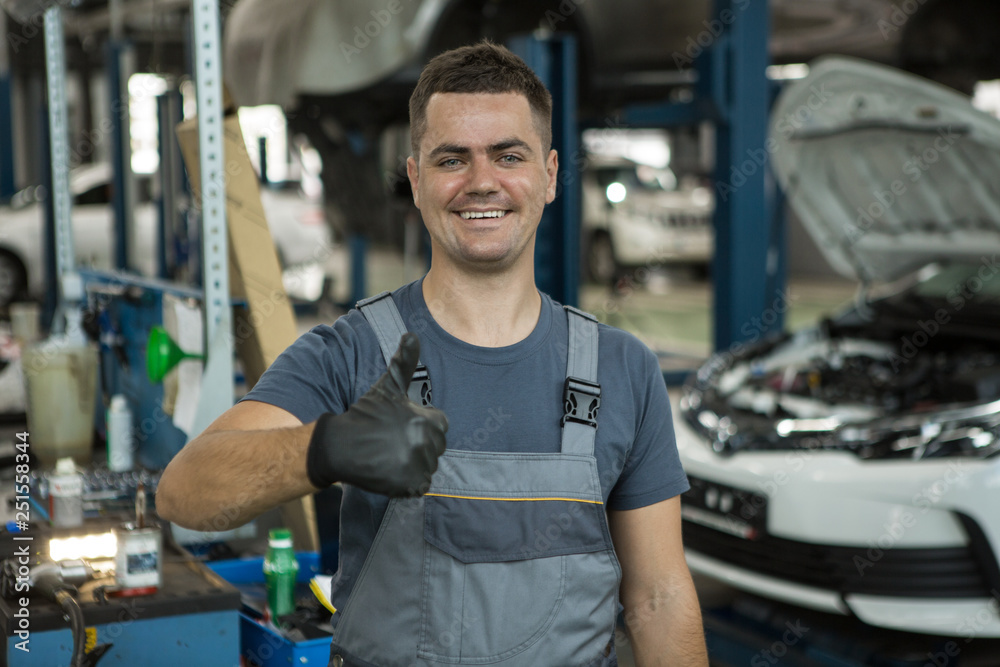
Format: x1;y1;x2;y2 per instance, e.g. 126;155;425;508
459;210;506;219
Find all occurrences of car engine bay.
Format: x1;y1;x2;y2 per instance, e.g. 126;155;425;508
682;300;1000;460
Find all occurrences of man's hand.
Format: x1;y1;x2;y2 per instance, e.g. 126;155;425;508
306;332;449;496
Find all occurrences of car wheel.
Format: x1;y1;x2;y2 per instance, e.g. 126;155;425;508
0;251;27;312
586;232;620;285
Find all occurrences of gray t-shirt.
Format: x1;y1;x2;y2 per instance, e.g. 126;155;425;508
242;279;689;611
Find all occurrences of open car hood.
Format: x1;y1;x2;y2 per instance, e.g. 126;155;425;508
769;56;1000;284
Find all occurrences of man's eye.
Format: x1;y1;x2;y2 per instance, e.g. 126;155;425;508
440;158;462;168
499;155;522;164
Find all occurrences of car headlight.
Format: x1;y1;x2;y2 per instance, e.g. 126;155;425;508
837;413;1000;459
605;182;627;204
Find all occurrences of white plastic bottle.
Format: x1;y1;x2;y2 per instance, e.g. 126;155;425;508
49;457;84;527
106;394;134;472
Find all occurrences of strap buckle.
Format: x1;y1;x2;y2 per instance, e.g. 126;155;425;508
562;377;601;428
410;365;432;406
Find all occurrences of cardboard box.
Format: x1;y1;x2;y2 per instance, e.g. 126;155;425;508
174;108;299;387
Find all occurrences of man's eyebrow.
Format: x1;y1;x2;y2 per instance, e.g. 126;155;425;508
427;143;470;160
488;138;534;155
426;138;535;160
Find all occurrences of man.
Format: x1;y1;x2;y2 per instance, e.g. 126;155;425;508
156;41;707;666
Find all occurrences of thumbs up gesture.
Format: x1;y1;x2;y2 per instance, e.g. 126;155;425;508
306;333;449;497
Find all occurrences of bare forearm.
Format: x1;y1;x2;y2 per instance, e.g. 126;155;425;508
621;580;708;666
156;423;318;531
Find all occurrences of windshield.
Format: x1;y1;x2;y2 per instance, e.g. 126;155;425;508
593;164;678;192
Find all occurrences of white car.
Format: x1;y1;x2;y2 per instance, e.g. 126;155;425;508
581;156;713;283
0;163;332;309
676;57;1000;638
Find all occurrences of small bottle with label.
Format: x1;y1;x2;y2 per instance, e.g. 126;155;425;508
49;457;84;528
263;528;299;624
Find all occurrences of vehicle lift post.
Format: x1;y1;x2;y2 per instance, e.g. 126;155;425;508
509;32;581;308
156;87;186;280
709;0;783;352
0;9;15;202
106;41;135;273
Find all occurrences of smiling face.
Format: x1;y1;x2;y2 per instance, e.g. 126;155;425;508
407;92;558;275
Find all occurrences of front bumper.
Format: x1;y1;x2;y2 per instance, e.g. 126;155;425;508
672;395;1000;637
610;218;712;266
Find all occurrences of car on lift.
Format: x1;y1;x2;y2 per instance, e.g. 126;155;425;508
675;56;1000;638
0;163;332;310
581;154;713;283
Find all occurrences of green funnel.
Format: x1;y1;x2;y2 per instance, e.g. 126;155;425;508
147;326;204;383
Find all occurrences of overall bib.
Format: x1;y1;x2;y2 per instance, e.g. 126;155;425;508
328;293;622;667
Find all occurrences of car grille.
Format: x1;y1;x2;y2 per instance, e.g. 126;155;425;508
683;520;999;598
662;212;710;228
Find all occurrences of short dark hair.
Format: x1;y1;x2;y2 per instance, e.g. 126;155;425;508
409;40;553;157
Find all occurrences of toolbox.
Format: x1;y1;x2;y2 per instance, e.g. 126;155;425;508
208;552;333;666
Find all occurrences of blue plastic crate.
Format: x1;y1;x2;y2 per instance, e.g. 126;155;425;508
208;552;333;666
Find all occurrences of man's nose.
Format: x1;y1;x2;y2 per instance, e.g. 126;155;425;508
465;156;499;194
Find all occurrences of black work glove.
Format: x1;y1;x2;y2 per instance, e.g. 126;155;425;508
306;332;448;496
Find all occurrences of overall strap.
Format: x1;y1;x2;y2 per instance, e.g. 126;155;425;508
561;305;601;456
357;291;433;406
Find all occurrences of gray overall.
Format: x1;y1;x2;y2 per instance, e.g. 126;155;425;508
328;293;622;667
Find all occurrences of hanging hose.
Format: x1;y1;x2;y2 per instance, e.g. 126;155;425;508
55;589;86;667
1;559;96;667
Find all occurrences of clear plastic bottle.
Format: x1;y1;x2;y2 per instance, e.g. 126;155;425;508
106;394;134;472
263;528;299;623
49;457;84;527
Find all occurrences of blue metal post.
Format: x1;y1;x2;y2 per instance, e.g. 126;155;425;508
39;100;57;331
155;88;187;280
0;77;13;202
0;47;14;201
107;39;133;271
169;89;192;274
710;0;774;351
156;93;168;279
156;92;173;279
508;33;580;307
346;130;369;304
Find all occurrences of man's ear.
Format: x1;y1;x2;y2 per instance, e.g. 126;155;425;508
545;149;558;204
406;156;420;209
